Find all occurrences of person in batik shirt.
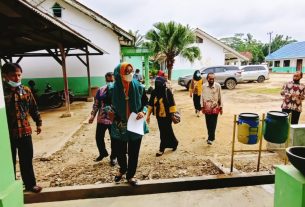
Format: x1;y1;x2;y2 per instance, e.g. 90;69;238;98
281;71;305;124
201;73;223;145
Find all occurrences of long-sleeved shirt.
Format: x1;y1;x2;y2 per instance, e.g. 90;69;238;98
91;85;113;125
148;88;177;118
201;82;223;114
4;83;42;138
189;79;203;95
281;81;305;112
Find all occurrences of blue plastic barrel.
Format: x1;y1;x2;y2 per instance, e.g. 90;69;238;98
237;113;260;144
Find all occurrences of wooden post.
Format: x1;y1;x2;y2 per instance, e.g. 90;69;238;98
85;46;92;98
257;113;265;172
59;44;71;117
230;114;237;172
284;113;292;164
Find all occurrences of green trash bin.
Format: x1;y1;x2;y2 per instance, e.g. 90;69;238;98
263;111;289;144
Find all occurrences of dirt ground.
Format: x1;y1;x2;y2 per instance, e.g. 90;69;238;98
23;73;305;188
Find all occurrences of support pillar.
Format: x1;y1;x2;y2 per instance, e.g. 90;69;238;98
144;55;149;89
0;75;23;207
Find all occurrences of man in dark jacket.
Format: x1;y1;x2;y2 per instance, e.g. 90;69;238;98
2;63;42;193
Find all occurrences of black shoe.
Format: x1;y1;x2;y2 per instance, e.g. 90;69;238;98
25;185;42;193
172;146;177;151
207;140;213;145
114;173;123;183
127;178;138;186
110;158;117;166
95;153;108;162
156;151;164;157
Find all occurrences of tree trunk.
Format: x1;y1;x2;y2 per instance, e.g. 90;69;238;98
166;57;175;80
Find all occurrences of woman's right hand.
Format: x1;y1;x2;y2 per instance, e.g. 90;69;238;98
146;116;150;124
88;115;94;124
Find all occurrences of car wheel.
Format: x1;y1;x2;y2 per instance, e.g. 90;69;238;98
257;76;265;83
186;81;191;90
225;79;237;89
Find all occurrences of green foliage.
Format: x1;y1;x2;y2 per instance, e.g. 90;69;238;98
145;21;201;80
128;30;144;47
262;34;297;56
220;33;297;64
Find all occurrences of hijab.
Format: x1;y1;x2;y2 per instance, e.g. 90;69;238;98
154;76;167;98
112;63;142;122
193;70;202;81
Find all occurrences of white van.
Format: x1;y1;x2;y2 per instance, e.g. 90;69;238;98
240;65;269;83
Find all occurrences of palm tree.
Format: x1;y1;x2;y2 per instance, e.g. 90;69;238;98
145;21;201;80
128;30;144;47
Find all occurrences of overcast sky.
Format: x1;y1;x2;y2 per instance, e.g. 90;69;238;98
78;0;305;43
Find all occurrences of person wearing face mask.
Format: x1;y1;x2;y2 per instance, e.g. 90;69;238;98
110;62;148;186
146;76;179;156
89;72;117;166
281;71;305;124
201;73;223;145
1;62;42;193
189;70;203;117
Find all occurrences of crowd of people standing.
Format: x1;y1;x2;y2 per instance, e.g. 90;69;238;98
2;61;304;192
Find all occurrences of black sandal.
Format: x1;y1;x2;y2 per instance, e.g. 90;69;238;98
156;151;164;157
114;173;123;183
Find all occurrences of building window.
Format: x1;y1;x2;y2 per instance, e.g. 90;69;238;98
283;60;290;67
52;3;62;18
274;61;280;67
196;36;203;43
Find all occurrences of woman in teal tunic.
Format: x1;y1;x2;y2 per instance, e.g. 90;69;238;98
111;62;148;186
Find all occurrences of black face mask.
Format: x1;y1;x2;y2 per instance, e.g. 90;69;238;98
208;80;214;86
293;80;300;84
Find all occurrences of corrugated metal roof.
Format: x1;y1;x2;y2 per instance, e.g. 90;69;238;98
265;41;305;60
19;0;108;54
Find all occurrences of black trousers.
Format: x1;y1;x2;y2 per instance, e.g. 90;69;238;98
282;109;301;125
115;138;142;180
205;114;218;141
10;135;36;189
193;94;201;111
157;117;178;152
96;123;116;159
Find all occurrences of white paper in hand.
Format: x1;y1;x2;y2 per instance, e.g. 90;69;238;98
127;112;144;135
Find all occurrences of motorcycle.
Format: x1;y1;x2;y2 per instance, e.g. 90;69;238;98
29;81;74;109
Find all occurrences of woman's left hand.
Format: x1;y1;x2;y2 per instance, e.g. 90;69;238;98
136;112;145;120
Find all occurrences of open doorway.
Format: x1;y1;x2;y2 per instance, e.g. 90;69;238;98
297;59;303;71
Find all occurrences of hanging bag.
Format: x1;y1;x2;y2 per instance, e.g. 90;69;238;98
165;88;181;124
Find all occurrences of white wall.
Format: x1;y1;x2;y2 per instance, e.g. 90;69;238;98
173;36;225;70
22;0;121;78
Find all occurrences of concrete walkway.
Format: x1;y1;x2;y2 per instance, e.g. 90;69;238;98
25;185;274;207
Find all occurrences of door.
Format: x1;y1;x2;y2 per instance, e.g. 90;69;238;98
297;59;303;71
214;67;226;84
242;66;253;81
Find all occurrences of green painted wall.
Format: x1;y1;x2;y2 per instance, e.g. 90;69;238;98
123;56;143;72
0;107;23;207
171;69;195;80
275;165;305;207
22;76;106;96
272;67;305;73
22;69;194;96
